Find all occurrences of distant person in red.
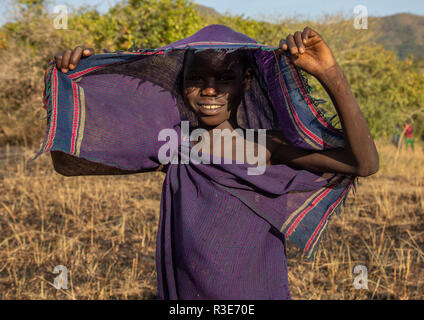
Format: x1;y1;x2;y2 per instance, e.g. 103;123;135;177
403;119;414;151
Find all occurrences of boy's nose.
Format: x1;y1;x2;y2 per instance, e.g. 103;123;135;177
201;86;217;96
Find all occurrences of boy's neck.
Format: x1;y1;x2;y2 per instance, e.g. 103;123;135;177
193;119;238;148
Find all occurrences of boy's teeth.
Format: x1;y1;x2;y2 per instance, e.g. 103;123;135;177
200;105;222;109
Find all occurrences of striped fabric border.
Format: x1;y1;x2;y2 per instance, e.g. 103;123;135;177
277;54;340;149
70;81;79;154
172;42;275;49
68;66;108;80
304;181;351;255
285;184;336;237
281;176;354;259
276;55;325;149
44;67;59;152
286;62;342;135
75;85;86;157
277;54;346;149
32;54;126;161
280;178;338;233
285;178;349;258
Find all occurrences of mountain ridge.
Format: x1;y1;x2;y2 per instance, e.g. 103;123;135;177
194;4;424;61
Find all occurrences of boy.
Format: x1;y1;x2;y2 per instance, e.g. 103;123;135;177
44;25;378;299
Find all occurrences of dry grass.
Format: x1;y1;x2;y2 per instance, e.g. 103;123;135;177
0;139;423;299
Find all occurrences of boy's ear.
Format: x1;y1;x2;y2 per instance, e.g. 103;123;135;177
243;68;253;91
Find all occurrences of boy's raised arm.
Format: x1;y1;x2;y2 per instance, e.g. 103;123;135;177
273;27;379;177
51;151;167;176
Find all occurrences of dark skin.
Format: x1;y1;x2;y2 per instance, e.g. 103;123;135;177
275;27;379;176
182;50;265;162
51;27;379;177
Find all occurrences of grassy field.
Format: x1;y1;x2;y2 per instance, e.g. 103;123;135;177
0;139;422;299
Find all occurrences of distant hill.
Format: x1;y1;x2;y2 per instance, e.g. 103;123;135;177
195;4;222;19
193;4;424;61
371;13;424;61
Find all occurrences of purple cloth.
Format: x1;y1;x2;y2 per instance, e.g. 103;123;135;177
158;159;291;299
33;24;359;300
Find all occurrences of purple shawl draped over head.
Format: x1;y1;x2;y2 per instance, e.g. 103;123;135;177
33;24;358;264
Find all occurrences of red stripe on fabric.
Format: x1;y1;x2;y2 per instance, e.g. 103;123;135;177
45;68;59;151
128;50;165;55
304;183;350;253
140;50;165;55
175;41;260;46
286;187;332;236
287;63;340;135
68;66;106;79
70;81;79;154
278;66;324;148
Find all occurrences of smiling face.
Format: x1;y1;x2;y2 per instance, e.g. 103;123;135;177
182;50;251;128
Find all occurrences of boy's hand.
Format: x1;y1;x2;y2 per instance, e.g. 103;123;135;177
54;46;94;73
278;27;337;78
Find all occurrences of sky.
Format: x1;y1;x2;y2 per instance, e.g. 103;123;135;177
196;0;424;19
1;0;424;25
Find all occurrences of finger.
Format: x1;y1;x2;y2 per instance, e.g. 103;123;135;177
279;39;288;51
302;27;318;44
61;49;72;73
294;31;305;54
286;35;298;56
69;46;84;70
83;48;94;56
301;27;310;44
54;52;63;70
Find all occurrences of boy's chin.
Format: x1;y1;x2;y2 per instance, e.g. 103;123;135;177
198;116;228;128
